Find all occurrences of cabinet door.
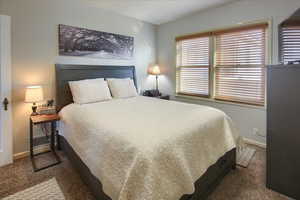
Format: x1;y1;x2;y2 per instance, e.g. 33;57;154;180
267;66;300;199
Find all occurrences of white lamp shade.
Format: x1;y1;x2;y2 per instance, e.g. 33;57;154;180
25;86;44;103
149;65;161;75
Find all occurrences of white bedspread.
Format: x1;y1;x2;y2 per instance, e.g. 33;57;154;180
59;96;239;200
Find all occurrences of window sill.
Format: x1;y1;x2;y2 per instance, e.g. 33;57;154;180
174;94;266;111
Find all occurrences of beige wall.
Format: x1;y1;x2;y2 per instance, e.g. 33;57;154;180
0;0;156;154
157;0;300;144
2;0;300;154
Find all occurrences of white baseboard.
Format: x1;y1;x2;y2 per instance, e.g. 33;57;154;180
243;138;266;149
13;144;50;160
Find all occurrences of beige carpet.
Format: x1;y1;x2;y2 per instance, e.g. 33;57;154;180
0;146;291;200
2;178;65;200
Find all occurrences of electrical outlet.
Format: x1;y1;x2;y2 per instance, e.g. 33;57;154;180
252;128;265;137
253;128;259;135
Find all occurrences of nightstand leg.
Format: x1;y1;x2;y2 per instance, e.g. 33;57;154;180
30;119;33;158
51;121;55;151
56;131;61;150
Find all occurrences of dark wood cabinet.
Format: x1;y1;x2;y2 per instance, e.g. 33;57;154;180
267;64;300;199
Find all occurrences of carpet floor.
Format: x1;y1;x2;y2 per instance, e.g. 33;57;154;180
0;146;291;200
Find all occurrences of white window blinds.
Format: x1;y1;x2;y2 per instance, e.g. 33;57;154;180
280;26;300;64
176;36;210;97
215;24;267;106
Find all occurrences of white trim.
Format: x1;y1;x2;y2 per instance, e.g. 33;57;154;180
0;15;13;167
174;94;266;110
243;138;266;149
13;144;50;160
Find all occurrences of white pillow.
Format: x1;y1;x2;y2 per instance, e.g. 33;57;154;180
69;78;112;104
107;78;138;98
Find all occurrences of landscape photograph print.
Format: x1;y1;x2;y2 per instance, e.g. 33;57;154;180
59;24;134;60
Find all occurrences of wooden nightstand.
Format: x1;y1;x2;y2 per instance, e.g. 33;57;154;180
30;114;61;172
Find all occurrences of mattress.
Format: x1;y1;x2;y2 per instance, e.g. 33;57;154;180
58;96;239;200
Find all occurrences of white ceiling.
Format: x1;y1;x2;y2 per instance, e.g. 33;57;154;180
84;0;237;25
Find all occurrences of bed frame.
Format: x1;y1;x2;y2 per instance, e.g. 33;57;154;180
55;64;236;200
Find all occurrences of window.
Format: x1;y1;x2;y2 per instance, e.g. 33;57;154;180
215;25;267;106
176;35;210;97
175;23;268;106
279;26;300;64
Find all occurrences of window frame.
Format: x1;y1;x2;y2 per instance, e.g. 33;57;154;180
175;21;271;107
176;34;212;98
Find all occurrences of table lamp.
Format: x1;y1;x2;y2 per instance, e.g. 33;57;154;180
148;65;161;92
25;86;44;116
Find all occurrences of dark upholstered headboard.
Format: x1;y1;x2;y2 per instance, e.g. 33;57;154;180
55;64;137;112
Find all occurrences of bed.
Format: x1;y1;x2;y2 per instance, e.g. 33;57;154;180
55;64;238;200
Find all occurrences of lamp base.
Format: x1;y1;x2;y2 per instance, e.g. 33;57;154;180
156;75;159;91
31;104;38;116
